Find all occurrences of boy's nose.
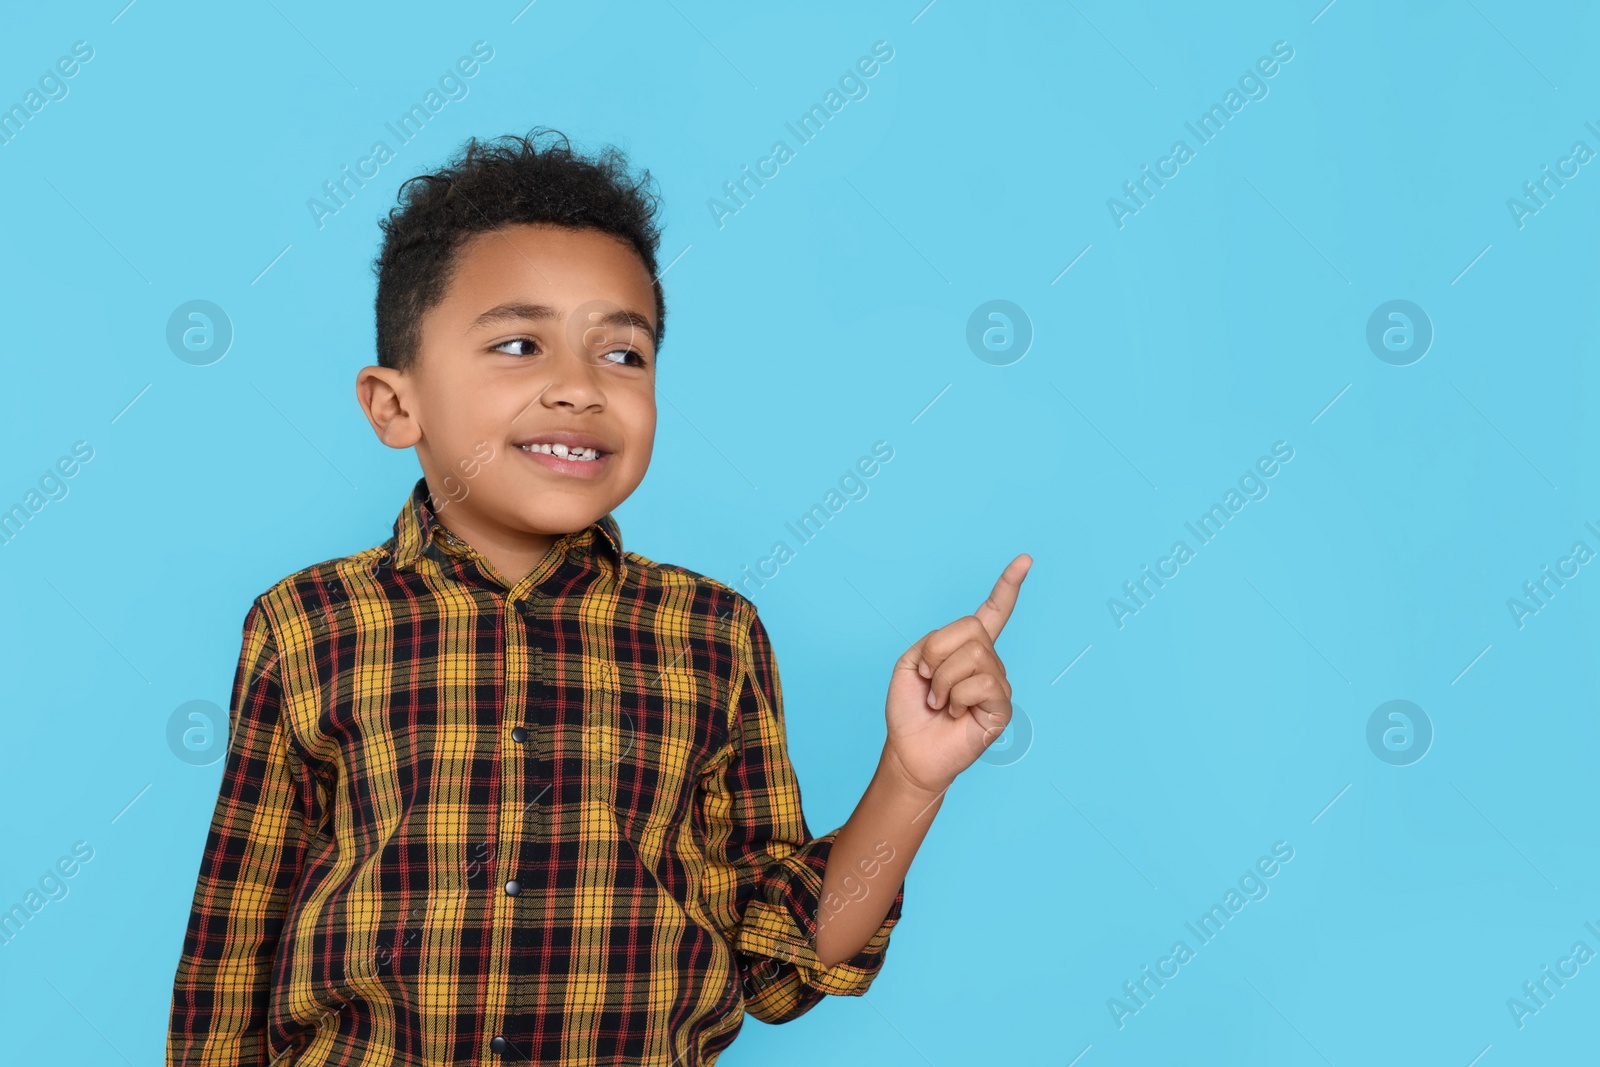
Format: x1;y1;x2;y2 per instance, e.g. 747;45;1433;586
539;347;606;410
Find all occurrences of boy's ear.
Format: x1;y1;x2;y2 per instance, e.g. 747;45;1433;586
355;365;423;449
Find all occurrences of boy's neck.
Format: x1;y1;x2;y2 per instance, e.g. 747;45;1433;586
431;507;561;587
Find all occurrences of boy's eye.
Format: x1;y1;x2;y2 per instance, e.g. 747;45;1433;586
492;338;646;368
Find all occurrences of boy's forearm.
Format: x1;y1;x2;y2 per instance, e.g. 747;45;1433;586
812;748;946;968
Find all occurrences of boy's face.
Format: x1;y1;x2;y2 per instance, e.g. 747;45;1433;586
357;222;658;573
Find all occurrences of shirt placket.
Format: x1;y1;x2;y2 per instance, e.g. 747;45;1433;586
487;540;572;1062
433;523;559;1061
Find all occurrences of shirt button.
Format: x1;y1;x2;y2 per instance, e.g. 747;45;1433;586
511;726;529;744
504;879;521;897
490;1035;509;1055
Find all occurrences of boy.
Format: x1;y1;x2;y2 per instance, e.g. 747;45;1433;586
165;127;1030;1066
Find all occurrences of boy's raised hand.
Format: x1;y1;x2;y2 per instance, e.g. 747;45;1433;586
881;553;1032;797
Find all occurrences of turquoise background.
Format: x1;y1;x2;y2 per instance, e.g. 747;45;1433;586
2;0;1597;1063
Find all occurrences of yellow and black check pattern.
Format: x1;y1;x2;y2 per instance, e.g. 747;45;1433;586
166;476;903;1066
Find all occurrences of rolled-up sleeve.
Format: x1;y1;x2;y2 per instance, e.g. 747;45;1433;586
696;600;904;1024
166;598;325;1066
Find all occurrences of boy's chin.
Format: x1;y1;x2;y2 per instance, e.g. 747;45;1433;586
506;502;609;537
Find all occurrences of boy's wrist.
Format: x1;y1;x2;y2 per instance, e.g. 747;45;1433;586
875;745;951;806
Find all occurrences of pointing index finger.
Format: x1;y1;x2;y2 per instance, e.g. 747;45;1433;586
975;553;1032;641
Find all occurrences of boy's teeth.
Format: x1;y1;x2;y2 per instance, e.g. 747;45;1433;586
520;442;600;461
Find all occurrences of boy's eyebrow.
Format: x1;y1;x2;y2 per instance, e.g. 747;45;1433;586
469;300;657;345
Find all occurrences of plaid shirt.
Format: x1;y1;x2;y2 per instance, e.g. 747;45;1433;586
166;476;903;1067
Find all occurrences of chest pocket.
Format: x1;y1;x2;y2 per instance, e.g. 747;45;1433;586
578;658;720;859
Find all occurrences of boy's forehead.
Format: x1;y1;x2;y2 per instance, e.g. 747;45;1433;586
415;223;659;358
446;223;653;310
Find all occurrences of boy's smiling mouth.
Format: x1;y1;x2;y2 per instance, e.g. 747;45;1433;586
514;430;613;477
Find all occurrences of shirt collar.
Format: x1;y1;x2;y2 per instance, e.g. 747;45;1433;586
385;476;626;582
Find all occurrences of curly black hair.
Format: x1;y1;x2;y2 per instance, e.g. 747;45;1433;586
372;126;666;372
